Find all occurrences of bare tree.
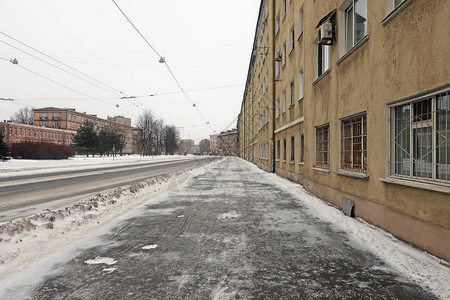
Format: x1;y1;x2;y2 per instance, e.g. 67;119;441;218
136;110;155;156
10;107;34;124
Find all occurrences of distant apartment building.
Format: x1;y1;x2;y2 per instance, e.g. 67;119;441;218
210;134;219;154
0;121;75;147
218;129;238;156
239;0;449;260
33;108;139;154
178;139;195;154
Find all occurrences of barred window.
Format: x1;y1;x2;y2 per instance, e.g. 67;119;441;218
341;113;367;173
315;124;330;168
390;90;449;183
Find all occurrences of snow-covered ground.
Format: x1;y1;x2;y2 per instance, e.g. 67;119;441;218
269;173;450;299
0;154;191;178
0;156;448;298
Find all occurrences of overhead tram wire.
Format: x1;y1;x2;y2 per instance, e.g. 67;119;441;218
0;33;152;115
111;0;210;126
0;39;123;98
0;31;126;97
13;63;137;118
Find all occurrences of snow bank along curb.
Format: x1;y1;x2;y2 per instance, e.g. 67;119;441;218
0;158;219;281
266;171;450;299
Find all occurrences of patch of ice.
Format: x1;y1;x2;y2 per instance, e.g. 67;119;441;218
371;265;391;272
177;215;185;218
84;256;117;265
102;267;117;274
219;211;241;219
142;244;158;250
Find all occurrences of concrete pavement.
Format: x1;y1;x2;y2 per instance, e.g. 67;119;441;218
0;157;437;299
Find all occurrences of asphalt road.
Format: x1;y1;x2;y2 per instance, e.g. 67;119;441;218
0;157;438;299
0;156;216;221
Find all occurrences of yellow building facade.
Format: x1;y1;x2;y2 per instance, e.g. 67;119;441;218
239;0;450;260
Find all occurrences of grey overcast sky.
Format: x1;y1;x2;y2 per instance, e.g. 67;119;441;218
0;0;260;142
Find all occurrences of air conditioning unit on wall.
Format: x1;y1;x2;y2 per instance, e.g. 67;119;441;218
318;20;333;45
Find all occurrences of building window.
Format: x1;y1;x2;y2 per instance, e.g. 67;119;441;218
299;70;304;100
315;124;330;168
282;0;287;18
290;136;295;162
282;90;287;113
14;128;17;136
276;58;280;77
390;90;449;183
276;98;280;118
276;12;280;34
299;4;304;36
300;134;305;163
283;138;287;161
394;0;405;8
315;41;330;79
282;42;286;66
290;25;295;53
343;0;367;51
28;129;31;137
385;0;407;15
19;128;22;136
277;140;280;160
341;113;367;173
290;81;295;107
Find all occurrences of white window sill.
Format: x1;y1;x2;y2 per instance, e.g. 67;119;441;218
266;158;269;161
290;161;295;165
297;32;303;41
337;169;369;180
381;0;414;26
312;69;330;86
282;160;286;163
275;159;280;162
378;177;450;194
336;35;369;65
313;167;330;173
298;162;304;166
298;96;304;102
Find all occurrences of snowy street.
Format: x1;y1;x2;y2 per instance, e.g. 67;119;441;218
0;155;216;221
0;157;448;299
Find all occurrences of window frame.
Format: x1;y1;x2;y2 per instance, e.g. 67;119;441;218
282;90;287;113
283;138;287;162
290;136;295;162
298;70;304;101
315;124;330;168
290;81;295;107
340;112;367;174
389;89;450;184
314;40;330;80
299;134;305;163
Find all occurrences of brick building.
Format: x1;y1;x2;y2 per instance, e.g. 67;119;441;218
33;108;139;154
0;121;75;147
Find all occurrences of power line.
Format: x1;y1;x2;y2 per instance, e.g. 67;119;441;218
0;31;126;97
111;0;210;125
11;62;137;118
0;38;123;98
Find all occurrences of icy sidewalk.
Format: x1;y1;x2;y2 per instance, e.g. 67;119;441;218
0;157;447;299
266;169;450;298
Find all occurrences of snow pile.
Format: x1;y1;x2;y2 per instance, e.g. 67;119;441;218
0;159;217;281
268;173;450;299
